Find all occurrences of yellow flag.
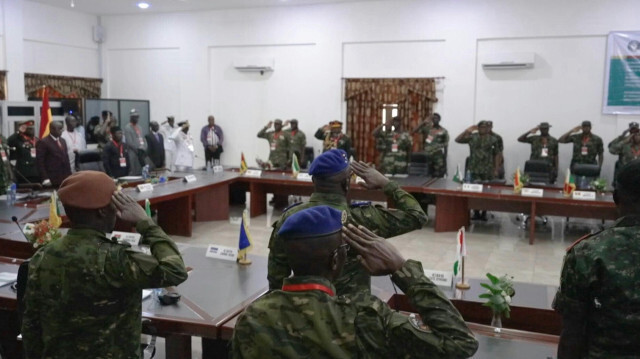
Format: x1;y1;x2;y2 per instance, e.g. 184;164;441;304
49;191;62;228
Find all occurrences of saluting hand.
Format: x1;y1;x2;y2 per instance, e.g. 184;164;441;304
343;224;405;276
530;127;539;134
266;121;273;129
351;161;389;190
573;125;582;132
112;191;149;224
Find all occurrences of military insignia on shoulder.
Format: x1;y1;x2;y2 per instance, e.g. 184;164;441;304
350;201;371;208
408;313;431;333
283;201;303;212
341;210;348;225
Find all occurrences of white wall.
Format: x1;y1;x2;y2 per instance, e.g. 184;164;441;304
99;0;640;182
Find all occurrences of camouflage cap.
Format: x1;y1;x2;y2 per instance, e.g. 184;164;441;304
274;119;283;124
290;119;298;124
477;120;488;127
581;120;592;127
278;206;345;239
308;149;349;177
59;171;116;209
539;122;551;128
330;120;343;128
629;122;639;132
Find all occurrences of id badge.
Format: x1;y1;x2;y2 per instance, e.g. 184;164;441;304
426;135;434;144
30;148;36;158
119;157;127;167
0;150;7;162
581;146;588;155
139;137;145;146
391;143;398;153
541;147;548;157
187;144;195;152
270;142;277;151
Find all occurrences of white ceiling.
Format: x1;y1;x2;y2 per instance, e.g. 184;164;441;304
27;0;382;15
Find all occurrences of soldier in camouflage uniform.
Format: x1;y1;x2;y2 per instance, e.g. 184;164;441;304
558;120;604;170
553;159;640;359
517;122;559;182
412;113;449;177
486;121;505;179
234;207;478;359
608;122;639;183
373;116;412;174
284;119;307;167
22;171;188;358
257;119;291;169
0;134;14;195
7;120;40;184
455;121;501;181
314;121;356;160
267;149;427;297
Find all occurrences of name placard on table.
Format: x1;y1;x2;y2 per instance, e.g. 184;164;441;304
296;173;312;182
213;165;224;173
423;269;453;287
573;191;596;201
206;244;238;261
462;183;483;193
521;188;544;197
136;183;154;193
243;170;262;177
183;174;197;183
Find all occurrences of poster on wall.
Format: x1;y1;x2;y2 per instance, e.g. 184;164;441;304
603;31;640;115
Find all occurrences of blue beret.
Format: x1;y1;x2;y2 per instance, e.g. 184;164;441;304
278;206;346;239
308;149;349;177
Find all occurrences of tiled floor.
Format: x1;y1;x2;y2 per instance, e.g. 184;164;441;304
154;196;610;358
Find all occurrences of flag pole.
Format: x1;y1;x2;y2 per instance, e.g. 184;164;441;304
456;257;470;289
238;252;252;265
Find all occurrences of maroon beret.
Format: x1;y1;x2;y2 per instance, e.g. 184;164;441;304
58;171;116;209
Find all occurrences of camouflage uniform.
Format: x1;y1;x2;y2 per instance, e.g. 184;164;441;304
22;219;188;358
553;215;640;358
257;128;291;168
268;182;427;296
523;135;559;175
374;130;412;174
7;132;39;184
565;133;604;167
458;133;500;181
490;132;505;179
0;135;13;195
286;129;307;164
608;136;640;181
234;260;479;359
419;126;449;177
314;128;355;159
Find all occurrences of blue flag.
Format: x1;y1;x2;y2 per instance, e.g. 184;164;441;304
238;210;253;255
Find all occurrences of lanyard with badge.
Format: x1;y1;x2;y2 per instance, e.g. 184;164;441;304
133;125;144;147
541;137;549;157
21;134;37;158
391;133;399;153
113;140;127;167
632;145;640;159
271;132;280;151
426;128;440;144
581;136;590;156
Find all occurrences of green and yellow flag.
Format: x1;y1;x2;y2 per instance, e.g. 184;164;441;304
291;153;300;178
49;191;62;228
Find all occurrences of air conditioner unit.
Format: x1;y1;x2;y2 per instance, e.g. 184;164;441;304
233;58;275;75
481;52;535;70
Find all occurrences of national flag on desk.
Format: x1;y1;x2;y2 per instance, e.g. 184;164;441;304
238;210;253;256
453;227;466;278
563;168;576;197
39;87;53;139
452;164;463;184
49;191;62;228
291;153;300;178
240;152;248;174
145;199;152;217
514;167;523;193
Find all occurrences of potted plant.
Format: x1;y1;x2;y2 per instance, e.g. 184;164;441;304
479;273;515;330
590;178;607;194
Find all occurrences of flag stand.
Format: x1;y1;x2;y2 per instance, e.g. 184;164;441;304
237;253;252;265
455;257;470;290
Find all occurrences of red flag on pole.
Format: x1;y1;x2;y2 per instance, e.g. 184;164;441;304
39;87;52;138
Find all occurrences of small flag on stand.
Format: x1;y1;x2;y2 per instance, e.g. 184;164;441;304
49;191;62;228
240;153;248;174
145;199;152;218
291;153;300;178
238;210;253;265
513;167;523;193
563;168;576;197
453;164;463;184
453;226;470;290
40;87;53;139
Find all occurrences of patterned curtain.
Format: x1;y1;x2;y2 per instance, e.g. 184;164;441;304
345;78;437;164
25;73;102;99
0;71;6;100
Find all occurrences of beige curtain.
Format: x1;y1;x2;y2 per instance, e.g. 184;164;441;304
0;71;6;100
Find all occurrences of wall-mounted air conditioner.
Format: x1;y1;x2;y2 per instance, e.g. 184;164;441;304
233;58;275;75
481;52;535;70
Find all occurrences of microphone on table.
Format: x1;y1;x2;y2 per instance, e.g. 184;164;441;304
12;216;30;242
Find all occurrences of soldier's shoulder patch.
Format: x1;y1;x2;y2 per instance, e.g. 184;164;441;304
566;230;602;252
350;201;372;208
408;313;432;333
283;201;304;213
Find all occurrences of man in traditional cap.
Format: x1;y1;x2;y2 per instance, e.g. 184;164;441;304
123;109;147;175
283;119;306;167
36;121;72;187
22;171;188;358
102;126;130;178
160;116;177;171
558;121;604;170
170;121;195;171
314;121;355;159
234;206;478;359
412;113;449;178
8;120;39;184
608;122;640;182
60;114;87;172
257;119;291;169
200;115;224;167
267;149;427;296
145;121;165;169
455;121;501;182
518;122;559;181
373;116;412;174
554;159;640;358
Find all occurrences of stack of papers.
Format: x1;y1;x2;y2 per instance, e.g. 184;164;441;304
0;272;18;287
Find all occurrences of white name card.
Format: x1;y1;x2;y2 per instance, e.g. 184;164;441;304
296;173;312;182
424;269;453;287
206;244;238;261
213;165;224;173
183;174;197;183
137;183;154;193
111;231;142;246
244;170;262;177
521;188;544;197
462;183;483;193
573;191;596;201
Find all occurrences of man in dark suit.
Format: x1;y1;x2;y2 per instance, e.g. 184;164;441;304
144;121;165;169
102;126;130;179
36;121;72;187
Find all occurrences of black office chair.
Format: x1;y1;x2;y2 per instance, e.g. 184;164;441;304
303;146;314;169
75;150;105;172
571;163;600;190
408;152;429;176
524;160;553;185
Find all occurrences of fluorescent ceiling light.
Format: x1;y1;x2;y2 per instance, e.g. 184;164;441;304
137;2;150;9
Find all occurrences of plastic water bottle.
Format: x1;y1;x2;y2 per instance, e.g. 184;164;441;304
142;165;150;180
464;170;472;183
7;183;16;205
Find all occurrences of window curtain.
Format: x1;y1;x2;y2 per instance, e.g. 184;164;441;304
0;71;6;100
345;78;438;164
25;73;102;99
